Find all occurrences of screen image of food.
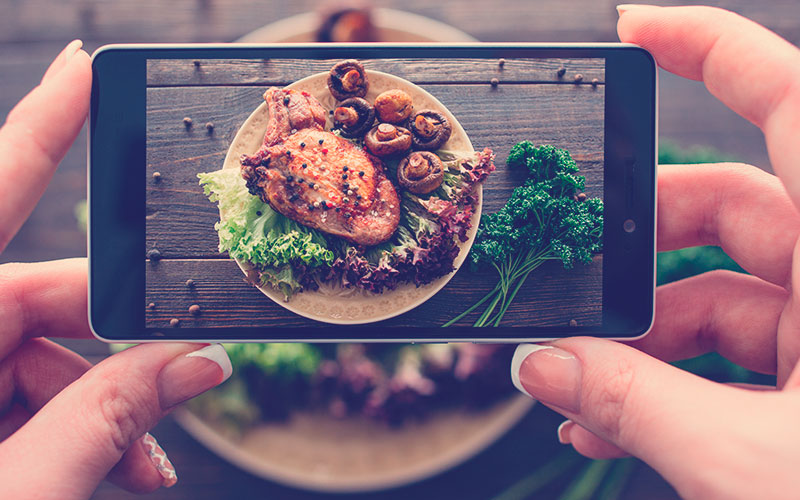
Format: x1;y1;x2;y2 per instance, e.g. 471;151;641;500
145;57;604;330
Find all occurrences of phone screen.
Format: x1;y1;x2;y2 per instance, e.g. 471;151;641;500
144;55;606;331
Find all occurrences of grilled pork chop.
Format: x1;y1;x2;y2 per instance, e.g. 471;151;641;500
241;87;401;246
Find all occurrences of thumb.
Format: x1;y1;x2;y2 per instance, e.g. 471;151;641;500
510;338;755;489
0;343;231;499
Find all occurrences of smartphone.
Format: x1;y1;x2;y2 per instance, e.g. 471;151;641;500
89;43;656;342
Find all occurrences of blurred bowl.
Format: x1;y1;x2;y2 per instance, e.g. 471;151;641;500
237;8;478;43
174;395;533;492
169;11;530;494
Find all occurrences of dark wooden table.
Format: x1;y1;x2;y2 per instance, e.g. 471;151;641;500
1;0;798;498
145;57;604;329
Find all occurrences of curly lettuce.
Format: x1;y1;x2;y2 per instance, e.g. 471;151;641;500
198;169;334;299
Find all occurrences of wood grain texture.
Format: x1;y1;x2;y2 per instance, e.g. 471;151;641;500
2;1;798;46
145;67;604;328
146;58;604;86
145;257;602;328
2;3;793;499
146;83;604;258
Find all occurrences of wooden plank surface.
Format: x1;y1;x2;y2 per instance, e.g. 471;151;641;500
146;82;604;258
2;0;798;46
145;257;602;328
145;64;604;328
0;2;796;499
147;58;605;86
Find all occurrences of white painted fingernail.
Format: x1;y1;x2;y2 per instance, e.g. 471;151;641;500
510;344;553;396
186;344;233;381
64;39;83;64
557;420;575;444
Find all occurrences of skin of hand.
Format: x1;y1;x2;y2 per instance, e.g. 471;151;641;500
511;5;800;500
0;41;233;498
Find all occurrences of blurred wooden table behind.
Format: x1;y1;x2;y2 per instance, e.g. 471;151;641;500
0;1;797;499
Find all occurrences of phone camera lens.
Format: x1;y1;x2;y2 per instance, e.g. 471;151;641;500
623;219;636;233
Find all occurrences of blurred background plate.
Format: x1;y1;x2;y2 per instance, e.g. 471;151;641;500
236;8;479;43
174;395;533;492
169;10;531;494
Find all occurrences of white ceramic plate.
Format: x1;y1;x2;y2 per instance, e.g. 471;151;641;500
221;70;480;324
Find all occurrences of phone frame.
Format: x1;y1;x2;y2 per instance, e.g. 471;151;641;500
89;43;657;343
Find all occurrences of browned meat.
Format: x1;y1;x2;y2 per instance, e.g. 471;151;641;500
241;87;400;246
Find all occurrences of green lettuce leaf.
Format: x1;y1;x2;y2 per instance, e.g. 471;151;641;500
197;169;335;298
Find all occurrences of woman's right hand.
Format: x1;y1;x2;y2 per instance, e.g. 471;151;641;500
511;5;800;499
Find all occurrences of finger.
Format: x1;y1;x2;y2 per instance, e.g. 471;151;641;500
629;270;785;374
0;343;231;498
41;39;83;84
509;340;773;496
0;259;92;360
617;6;800;209
0;43;91;250
779;241;800;387
0;338;163;493
0;404;30;442
557;420;629;460
0;338;90;412
657;163;800;287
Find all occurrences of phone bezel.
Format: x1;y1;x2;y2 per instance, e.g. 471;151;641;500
89;43;657;343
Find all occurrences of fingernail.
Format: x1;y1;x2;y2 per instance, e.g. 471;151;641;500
510;343;582;412
142;433;178;488
64;39;83;64
157;344;232;409
616;4;658;16
557;420;574;444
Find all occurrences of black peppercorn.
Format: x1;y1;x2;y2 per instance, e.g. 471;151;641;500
287;175;294;182
358;171;365;177
302;163;307;168
342;174;348;179
297;178;304;184
343;166;348;171
335;207;341;212
256;211;262;216
309;182;315;188
300;142;306;148
318;139;324;145
283;96;290;105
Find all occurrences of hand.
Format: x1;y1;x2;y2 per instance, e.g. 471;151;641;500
511;6;800;499
0;41;232;499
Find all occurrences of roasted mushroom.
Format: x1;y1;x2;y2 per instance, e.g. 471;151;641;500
364;123;412;156
333;97;375;138
374;89;413;124
328;60;369;100
408;109;452;151
397;151;444;194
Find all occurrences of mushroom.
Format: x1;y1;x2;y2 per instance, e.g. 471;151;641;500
408;109;452;151
397;151;444;194
327;60;369;101
374;89;413;124
364;123;412;156
332;97;375;138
